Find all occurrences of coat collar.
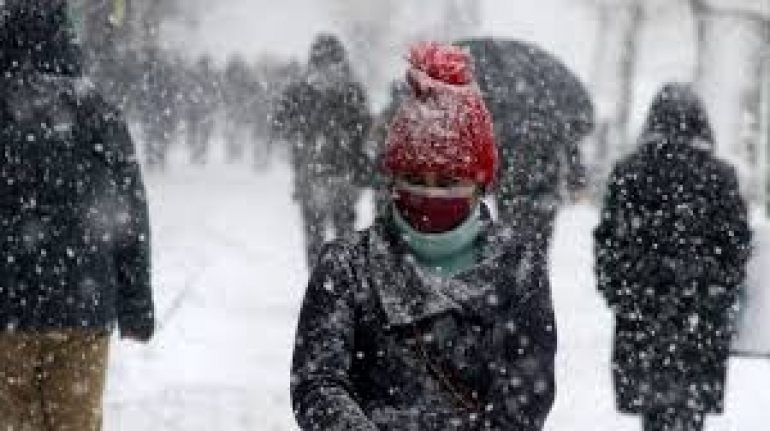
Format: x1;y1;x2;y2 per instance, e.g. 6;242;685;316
366;203;527;327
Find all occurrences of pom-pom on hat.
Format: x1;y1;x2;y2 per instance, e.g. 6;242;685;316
383;42;497;188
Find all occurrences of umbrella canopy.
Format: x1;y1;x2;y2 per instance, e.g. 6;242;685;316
454;37;594;146
453;38;594;202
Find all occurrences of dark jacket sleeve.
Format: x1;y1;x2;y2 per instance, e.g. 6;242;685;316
102;106;155;341
291;242;378;431
593;166;629;309
482;247;557;430
701;166;752;307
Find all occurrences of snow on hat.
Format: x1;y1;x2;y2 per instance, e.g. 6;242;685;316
382;41;498;188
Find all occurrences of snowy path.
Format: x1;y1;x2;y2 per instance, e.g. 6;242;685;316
103;163;770;430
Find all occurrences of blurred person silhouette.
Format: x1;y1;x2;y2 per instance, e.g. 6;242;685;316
248;68;272;169
594;83;751;431
0;1;155;429
291;42;556;430
184;55;221;165
139;47;181;170
272;33;371;267
222;55;260;163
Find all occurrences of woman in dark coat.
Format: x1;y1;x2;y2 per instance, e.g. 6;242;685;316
594;83;752;431
291;42;557;430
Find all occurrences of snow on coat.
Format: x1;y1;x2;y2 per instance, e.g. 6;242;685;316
0;73;154;340
291;208;556;430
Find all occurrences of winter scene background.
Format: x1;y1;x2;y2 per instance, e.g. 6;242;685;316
62;0;770;429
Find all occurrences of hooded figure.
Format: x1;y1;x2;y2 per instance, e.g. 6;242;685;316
0;2;154;429
272;33;372;267
594;83;751;431
291;42;556;430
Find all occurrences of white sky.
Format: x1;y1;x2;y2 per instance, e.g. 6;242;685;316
160;0;607;85
162;0;336;62
160;0;696;122
162;0;596;64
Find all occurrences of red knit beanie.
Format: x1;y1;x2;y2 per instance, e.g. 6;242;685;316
382;42;498;188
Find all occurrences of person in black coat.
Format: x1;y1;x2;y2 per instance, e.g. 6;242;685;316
291;42;556;430
272;33;372;268
594;83;752;431
0;1;154;428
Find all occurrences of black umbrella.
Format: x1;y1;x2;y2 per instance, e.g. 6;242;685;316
454;38;595;236
455;37;594;143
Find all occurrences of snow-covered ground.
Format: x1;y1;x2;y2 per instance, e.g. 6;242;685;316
102;161;770;430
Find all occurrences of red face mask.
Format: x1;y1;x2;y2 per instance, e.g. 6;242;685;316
392;183;477;233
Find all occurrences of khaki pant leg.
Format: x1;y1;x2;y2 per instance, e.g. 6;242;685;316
0;333;45;431
38;331;109;431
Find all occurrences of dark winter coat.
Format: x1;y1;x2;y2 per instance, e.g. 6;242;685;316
0;72;154;340
594;84;751;414
291;209;557;430
0;1;83;78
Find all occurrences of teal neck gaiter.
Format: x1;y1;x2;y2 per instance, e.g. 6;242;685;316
392;203;482;278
